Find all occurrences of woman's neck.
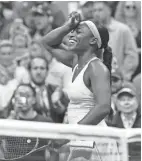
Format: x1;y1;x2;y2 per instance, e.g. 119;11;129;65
77;50;97;68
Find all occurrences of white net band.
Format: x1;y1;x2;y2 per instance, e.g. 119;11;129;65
0;119;141;161
0;119;140;140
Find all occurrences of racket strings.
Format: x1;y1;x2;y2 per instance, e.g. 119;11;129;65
0;136;38;160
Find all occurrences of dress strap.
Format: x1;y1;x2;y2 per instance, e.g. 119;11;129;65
86;57;99;66
72;57;99;78
72;64;78;75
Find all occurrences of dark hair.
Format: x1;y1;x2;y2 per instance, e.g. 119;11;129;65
96;25;113;119
14;83;36;97
97;25;112;74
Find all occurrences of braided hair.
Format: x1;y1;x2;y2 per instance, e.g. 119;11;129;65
97;25;112;74
97;25;113;119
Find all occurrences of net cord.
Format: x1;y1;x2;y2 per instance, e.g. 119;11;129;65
0;119;140;141
0;120;140;161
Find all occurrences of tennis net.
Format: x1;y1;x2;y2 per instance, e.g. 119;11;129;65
0;119;141;161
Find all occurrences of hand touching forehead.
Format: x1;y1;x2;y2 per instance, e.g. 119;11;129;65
74;23;94;37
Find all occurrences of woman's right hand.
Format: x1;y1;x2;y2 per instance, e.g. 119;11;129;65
66;12;81;30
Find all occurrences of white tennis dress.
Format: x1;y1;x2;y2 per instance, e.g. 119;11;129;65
67;57;107;126
65;57;120;161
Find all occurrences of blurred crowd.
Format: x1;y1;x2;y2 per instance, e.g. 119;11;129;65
0;1;141;128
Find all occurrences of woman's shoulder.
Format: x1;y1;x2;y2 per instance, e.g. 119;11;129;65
88;59;109;76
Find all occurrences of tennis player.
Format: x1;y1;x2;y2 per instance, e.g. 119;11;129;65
41;11;112;126
41;12;113;161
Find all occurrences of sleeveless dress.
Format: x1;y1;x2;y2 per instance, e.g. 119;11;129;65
67;57;107;126
63;57;120;161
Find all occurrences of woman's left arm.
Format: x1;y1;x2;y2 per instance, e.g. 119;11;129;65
78;61;111;125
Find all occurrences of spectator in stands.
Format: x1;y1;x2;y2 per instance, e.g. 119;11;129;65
0;59;32;118
0;2;14;39
93;1;138;81
31;5;52;40
111;68;123;114
0;7;29;40
29;40;44;57
105;68;123;125
7;83;52;122
41;2;66;29
0;71;26;118
28;56;51;117
28;56;65;122
0;65;11;118
12;2;34;20
46;57;70;122
46;58;69;88
13;52;31;89
0;2;6;39
29;40;52;63
109;82;141;128
9;19;31;52
79;1;94;21
0;40;13;67
9;18;29;38
115;1;141;48
12;2;35;36
0;39;29;79
6;83;52;161
115;1;141;80
0;2;13;21
0;40;16;78
132;74;141;104
111;69;123;95
12;33;30;50
11;31;31;57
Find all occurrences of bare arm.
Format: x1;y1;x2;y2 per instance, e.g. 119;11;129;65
78;62;111;125
41;25;71;47
42;43;74;67
40;12;80;67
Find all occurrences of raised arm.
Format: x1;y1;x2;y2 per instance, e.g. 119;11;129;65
78;61;111;125
40;12;81;67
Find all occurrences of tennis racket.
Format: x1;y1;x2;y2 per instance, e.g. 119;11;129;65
0;136;57;160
